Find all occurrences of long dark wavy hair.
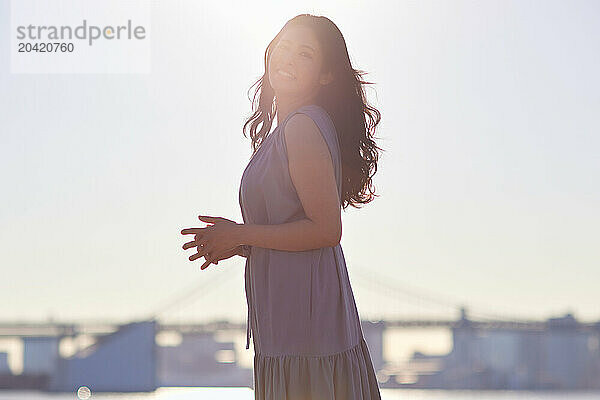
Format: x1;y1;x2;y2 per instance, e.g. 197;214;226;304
242;14;383;210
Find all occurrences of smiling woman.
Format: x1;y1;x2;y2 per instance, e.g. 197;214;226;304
182;12;383;400
237;14;383;400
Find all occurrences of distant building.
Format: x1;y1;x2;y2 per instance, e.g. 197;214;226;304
4;312;600;392
541;314;600;390
157;330;252;387
48;320;157;393
23;336;59;375
404;312;600;390
0;353;10;373
361;320;385;372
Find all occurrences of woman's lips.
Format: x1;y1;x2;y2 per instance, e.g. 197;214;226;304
277;69;296;80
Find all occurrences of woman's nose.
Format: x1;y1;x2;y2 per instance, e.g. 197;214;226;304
280;49;294;66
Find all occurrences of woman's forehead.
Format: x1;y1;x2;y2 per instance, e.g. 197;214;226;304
279;26;320;51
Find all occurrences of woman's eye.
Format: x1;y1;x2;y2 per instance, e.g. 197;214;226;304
277;44;311;59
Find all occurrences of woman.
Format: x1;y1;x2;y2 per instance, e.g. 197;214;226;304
181;14;383;399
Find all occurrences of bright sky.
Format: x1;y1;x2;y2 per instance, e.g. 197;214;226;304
1;0;599;364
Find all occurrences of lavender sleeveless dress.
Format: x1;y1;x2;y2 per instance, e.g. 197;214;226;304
238;104;381;399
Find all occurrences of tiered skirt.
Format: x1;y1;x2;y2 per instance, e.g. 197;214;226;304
253;337;382;400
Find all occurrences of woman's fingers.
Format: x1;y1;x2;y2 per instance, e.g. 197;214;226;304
182;240;197;250
191;248;217;263
189;250;203;262
181;227;204;235
189;242;215;261
198;215;236;224
198;215;219;224
182;238;209;250
201;252;221;270
200;258;212;270
189;247;213;265
198;247;241;270
199;244;213;258
182;217;236;267
181;227;212;240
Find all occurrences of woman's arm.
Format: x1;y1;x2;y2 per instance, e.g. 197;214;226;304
237;218;338;251
235;113;342;252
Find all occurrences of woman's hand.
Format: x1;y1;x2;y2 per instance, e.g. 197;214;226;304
197;246;240;270
181;215;244;269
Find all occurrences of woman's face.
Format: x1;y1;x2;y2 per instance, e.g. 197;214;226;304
268;24;331;101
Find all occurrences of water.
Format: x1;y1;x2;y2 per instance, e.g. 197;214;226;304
1;388;599;400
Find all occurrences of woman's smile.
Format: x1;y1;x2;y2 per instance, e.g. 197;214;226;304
277;69;296;80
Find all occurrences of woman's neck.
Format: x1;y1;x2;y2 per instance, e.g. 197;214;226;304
275;96;317;126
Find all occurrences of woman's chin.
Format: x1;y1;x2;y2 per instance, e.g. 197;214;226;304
273;86;303;98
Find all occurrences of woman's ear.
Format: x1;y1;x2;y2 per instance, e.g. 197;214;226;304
319;71;333;86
